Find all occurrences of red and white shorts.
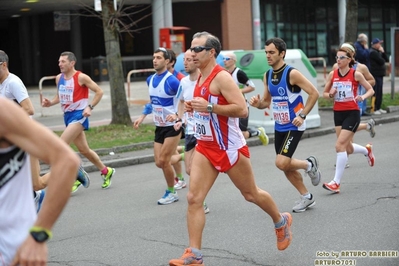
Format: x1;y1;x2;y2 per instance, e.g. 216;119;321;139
195;144;250;173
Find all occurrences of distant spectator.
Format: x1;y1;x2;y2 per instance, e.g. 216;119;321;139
354;33;371;116
369;38;389;115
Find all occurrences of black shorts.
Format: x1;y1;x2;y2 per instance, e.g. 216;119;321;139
185;134;197;152
154;125;182;144
239;107;249;132
274;130;304;158
334;110;360;132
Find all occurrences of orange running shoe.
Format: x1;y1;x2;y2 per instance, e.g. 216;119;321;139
169;248;204;266
322;181;340;193
365;144;375;167
275;212;292;251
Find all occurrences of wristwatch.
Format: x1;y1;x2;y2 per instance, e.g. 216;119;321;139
88;104;94;110
30;227;52;243
299;113;306;120
206;103;214;113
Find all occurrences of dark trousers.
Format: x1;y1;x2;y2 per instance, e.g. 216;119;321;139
373;76;383;111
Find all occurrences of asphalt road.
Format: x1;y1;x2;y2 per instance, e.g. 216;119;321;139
47;121;399;266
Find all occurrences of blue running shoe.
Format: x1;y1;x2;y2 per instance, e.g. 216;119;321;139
77;165;90;188
158;190;179;205
34;190;46;213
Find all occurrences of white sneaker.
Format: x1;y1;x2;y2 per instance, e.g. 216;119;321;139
378;109;387;114
174;177;187;190
203;202;210;214
292;195;316;212
306;156;321;186
373;110;382;115
157;190;179;205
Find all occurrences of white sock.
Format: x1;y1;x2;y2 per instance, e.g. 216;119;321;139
306;161;312;172
352;143;367;156
333;151;348;184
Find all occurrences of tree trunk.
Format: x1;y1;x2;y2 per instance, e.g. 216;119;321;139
345;0;358;43
101;0;132;125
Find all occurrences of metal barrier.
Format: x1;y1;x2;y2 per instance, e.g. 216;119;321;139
126;68;155;105
38;75;57;117
308;57;327;82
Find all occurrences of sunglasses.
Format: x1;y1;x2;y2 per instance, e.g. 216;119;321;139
335;55;349;60
157;47;170;59
190;46;212;53
223;57;231;61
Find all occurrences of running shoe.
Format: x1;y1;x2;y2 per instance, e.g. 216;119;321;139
174;177;187;190
292;195;315;213
367;118;376;138
102;167;115;189
306;156;321;186
71;180;82;193
77;165;90;188
158;190;179;205
203;202;210;214
169;248;204;266
275;212;292;251
258;127;269;146
322;181;340;193
365;144;375;167
34;190;46;213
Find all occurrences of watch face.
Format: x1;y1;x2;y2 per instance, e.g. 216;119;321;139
31;231;49;242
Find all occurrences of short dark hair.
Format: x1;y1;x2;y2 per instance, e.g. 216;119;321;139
60;51;77;62
167;49;177;66
192;31;221;58
265;38;287;54
0;50;9;64
154;47;170;60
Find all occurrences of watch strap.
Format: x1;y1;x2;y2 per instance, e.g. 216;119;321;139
30;226;53;239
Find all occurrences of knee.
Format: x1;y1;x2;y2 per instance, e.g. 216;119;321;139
186;191;203;206
155;158;168;169
242;192;256;203
78;149;90;157
275;160;289;172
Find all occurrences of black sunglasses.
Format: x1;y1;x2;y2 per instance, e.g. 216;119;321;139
190;46;212;53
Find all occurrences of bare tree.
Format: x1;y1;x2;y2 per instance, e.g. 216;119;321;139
345;0;358;43
80;0;152;125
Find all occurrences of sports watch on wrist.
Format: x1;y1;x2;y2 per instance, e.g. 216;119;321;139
299;113;306;120
206;103;214;113
30;227;52;243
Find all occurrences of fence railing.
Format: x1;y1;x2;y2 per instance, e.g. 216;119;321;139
38;75;57;117
126;68;155;105
308;57;327;82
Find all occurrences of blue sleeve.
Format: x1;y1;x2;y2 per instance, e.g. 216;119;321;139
142;103;152;115
164;75;181;95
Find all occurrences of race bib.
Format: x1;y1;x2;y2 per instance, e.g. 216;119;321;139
59;85;73;104
333;81;354;102
272;101;290;124
194;111;213;141
153;107;165;126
